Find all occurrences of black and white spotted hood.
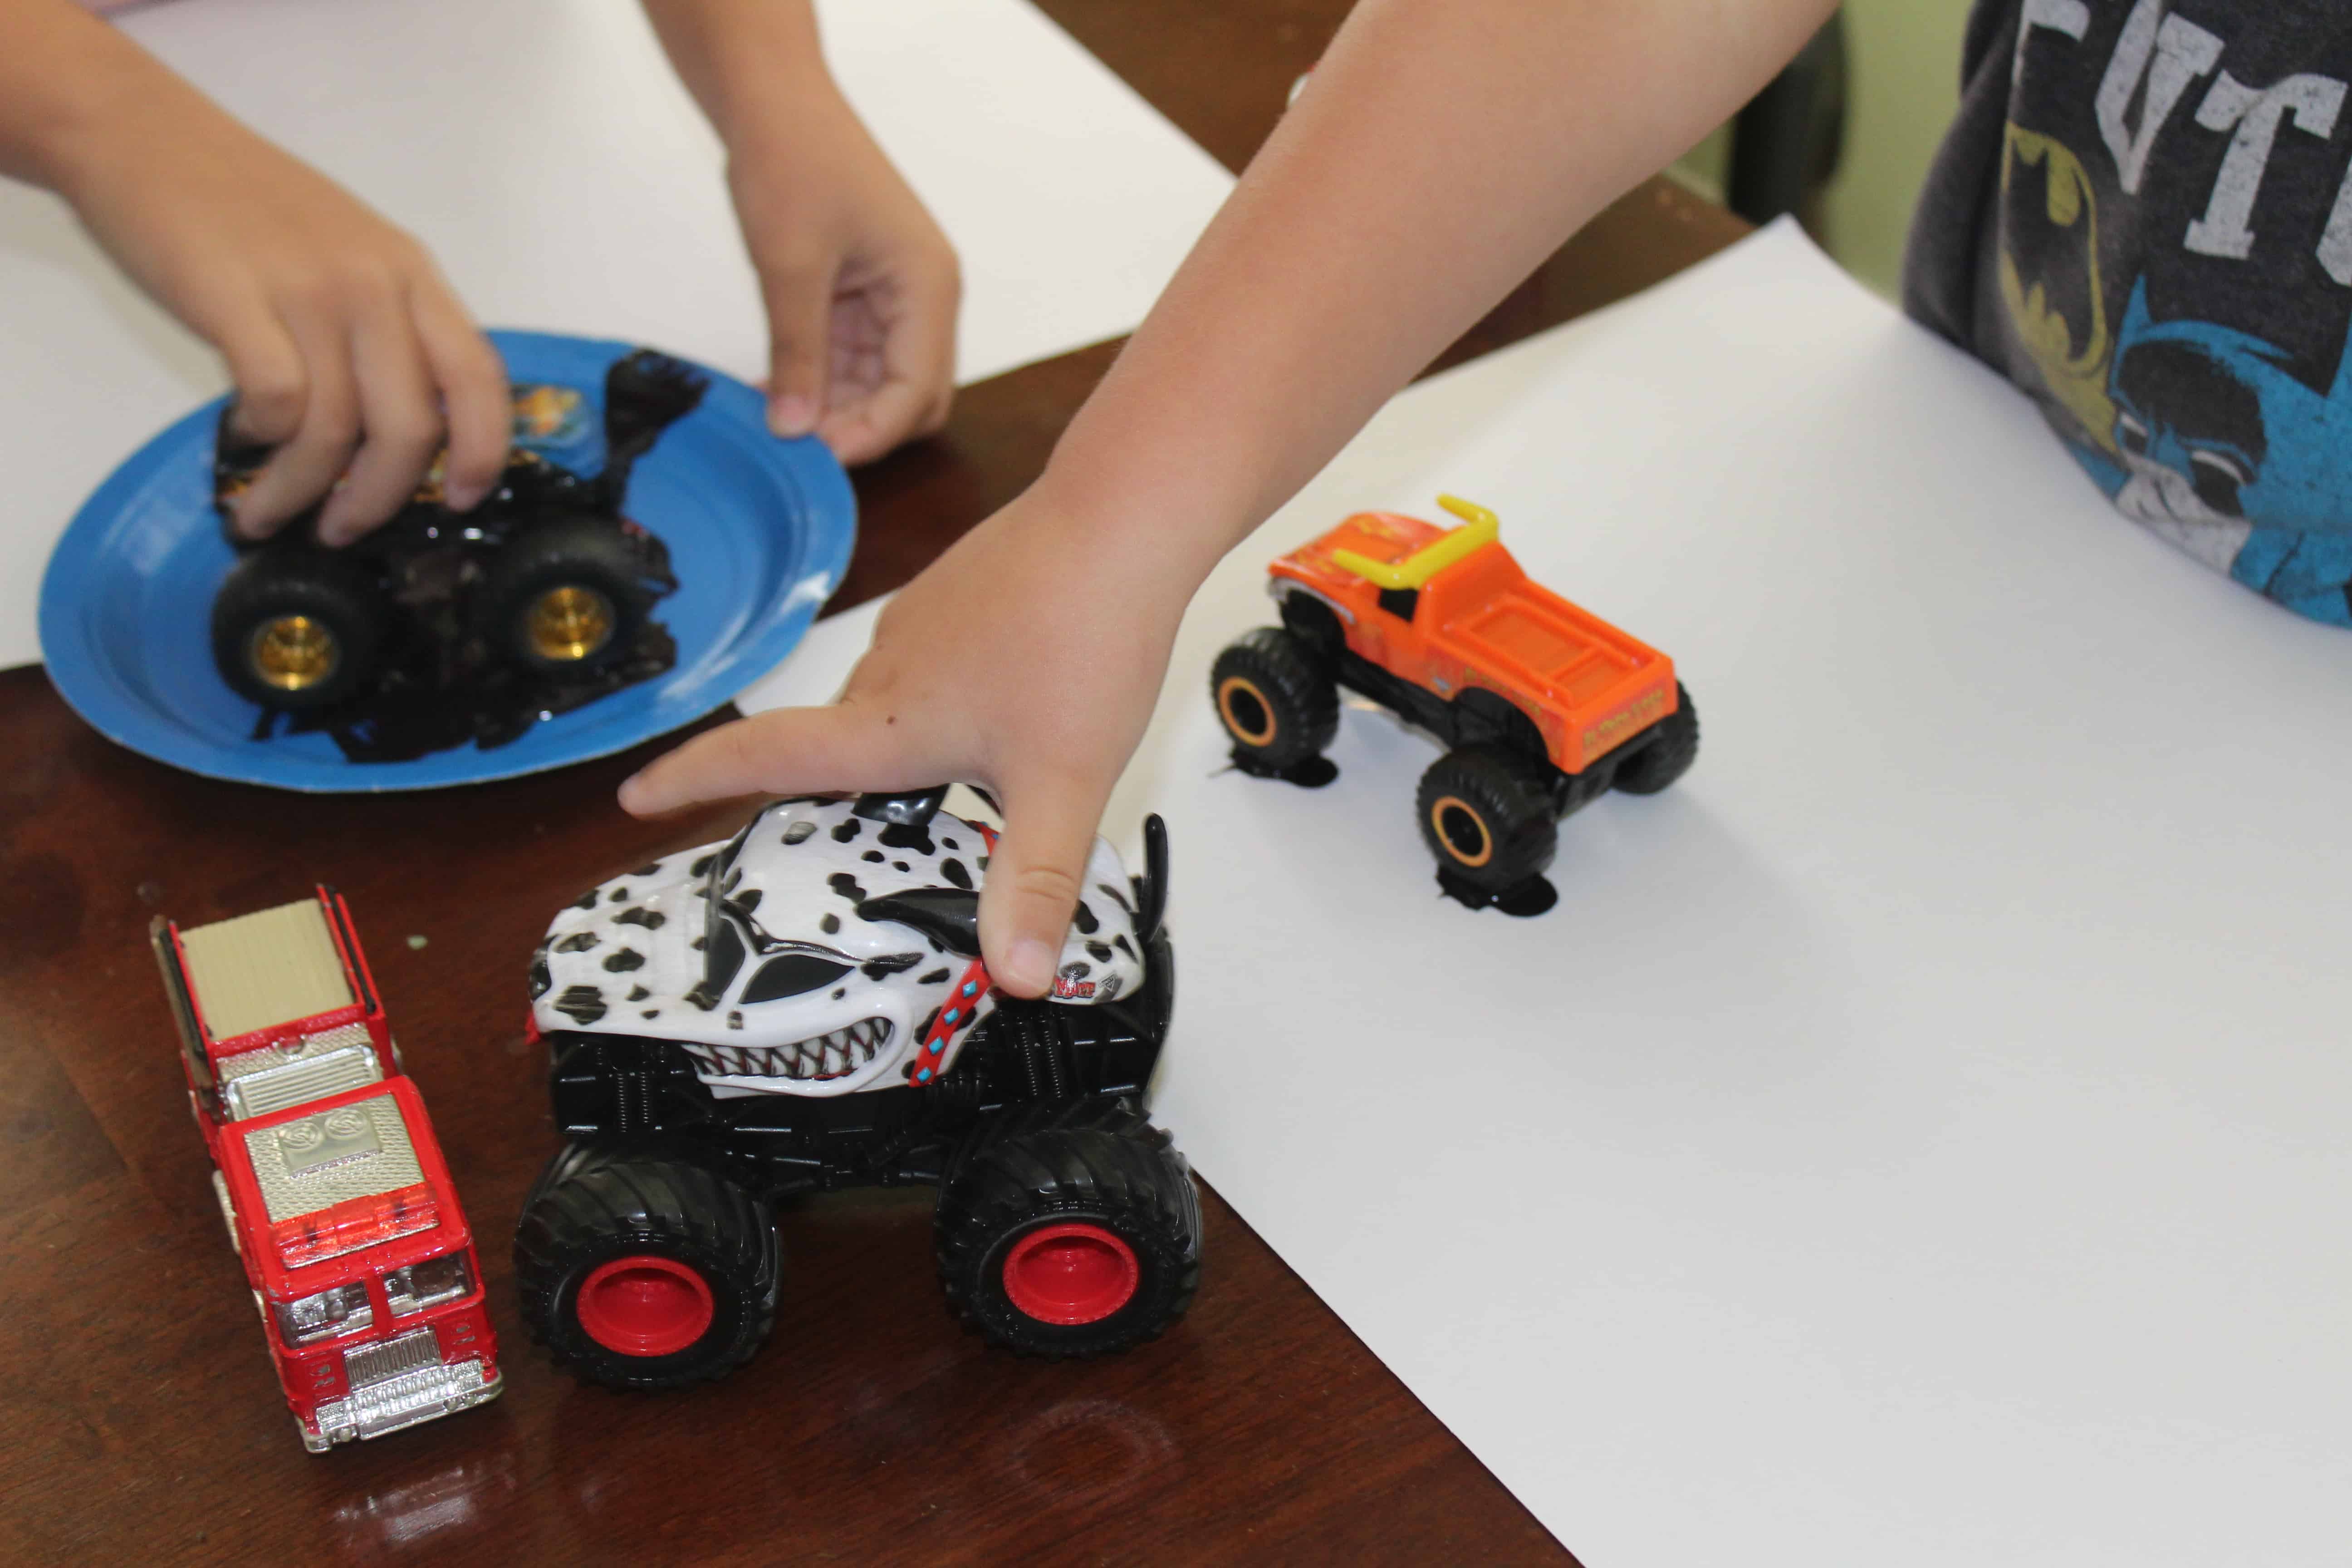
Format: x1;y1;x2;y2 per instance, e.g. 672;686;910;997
529;796;1146;1098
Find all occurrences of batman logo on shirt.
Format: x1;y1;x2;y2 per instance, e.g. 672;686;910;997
1997;125;2117;452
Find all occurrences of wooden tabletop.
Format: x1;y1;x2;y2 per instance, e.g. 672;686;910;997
0;5;1747;1563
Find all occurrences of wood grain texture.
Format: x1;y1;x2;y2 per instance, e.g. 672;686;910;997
0;3;1750;1563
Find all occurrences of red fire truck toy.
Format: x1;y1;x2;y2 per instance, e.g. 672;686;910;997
152;890;501;1452
1212;496;1699;908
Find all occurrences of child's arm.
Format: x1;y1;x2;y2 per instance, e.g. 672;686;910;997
641;0;959;462
0;0;510;544
620;0;1838;995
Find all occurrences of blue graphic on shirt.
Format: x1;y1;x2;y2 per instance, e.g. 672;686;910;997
2075;280;2352;625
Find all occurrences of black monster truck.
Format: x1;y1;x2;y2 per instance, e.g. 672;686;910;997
209;349;702;738
512;788;1201;1390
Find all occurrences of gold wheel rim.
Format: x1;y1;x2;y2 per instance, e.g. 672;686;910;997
1216;676;1278;747
528;584;616;662
247;615;338;692
1430;795;1493;867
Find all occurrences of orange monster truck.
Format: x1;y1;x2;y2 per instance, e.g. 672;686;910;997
1210;496;1697;909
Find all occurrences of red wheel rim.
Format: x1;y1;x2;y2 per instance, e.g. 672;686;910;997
1000;1223;1139;1326
576;1254;715;1357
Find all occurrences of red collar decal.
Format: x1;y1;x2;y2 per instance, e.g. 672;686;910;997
911;817;998;1086
912;954;990;1084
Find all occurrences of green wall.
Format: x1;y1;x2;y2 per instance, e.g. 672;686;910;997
1671;0;1974;298
1818;0;1973;297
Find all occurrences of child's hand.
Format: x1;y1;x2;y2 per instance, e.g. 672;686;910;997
54;81;508;545
642;0;957;466
718;85;959;463
616;488;1183;997
3;0;510;545
615;0;1854;1006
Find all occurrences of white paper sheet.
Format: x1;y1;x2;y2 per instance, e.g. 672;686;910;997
744;224;2352;1566
0;0;1233;667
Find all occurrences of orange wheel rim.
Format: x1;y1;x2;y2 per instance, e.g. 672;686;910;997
1216;676;1279;747
1430;795;1493;867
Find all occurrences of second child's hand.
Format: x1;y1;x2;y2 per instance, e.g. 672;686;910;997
642;0;959;463
721;86;959;463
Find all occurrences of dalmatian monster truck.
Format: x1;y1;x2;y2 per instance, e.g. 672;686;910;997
514;788;1200;1389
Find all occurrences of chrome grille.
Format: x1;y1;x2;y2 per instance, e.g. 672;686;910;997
220;1025;382;1120
312;1345;499;1449
343;1327;442;1387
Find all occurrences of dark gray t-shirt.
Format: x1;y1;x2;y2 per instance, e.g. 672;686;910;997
1904;0;2352;626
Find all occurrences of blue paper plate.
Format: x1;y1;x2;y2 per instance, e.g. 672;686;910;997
38;330;854;792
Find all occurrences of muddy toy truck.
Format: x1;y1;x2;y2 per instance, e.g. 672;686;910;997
152;889;500;1452
1212;496;1698;909
208;348;702;743
514;787;1200;1390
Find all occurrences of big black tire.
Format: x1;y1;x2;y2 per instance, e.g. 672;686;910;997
210;548;389;710
1277;591;1347;662
513;1145;779;1391
1612;683;1700;796
1209;627;1338;771
935;1102;1201;1359
1416;745;1559;891
482;517;659;676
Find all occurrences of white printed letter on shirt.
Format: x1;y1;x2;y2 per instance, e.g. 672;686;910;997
2095;0;2224;195
2014;0;2088;88
2184;71;2346;260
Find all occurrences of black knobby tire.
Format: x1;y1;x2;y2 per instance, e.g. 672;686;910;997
210;548;390;710
1209;627;1338;771
1612;682;1700;796
1278;591;1347;663
513;1145;779;1390
1415;745;1559;891
482;516;660;676
935;1101;1201;1359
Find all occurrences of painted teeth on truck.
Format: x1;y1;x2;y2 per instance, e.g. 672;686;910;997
689;1020;893;1080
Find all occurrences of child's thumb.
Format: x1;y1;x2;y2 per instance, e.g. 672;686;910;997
979;774;1108;999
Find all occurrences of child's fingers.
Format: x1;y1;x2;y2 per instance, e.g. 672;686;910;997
817;380;930;467
895;240;960;428
210;292;309;452
617;701;926;818
978;767;1112;999
818;370;954;467
757;247;836;440
410;277;510;512
229;307;360;538
819;247;958;465
317;300;442;546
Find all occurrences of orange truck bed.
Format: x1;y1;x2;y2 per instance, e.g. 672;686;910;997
1269;502;1677;774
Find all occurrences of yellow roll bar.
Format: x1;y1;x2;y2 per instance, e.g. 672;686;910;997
1329;495;1500;589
